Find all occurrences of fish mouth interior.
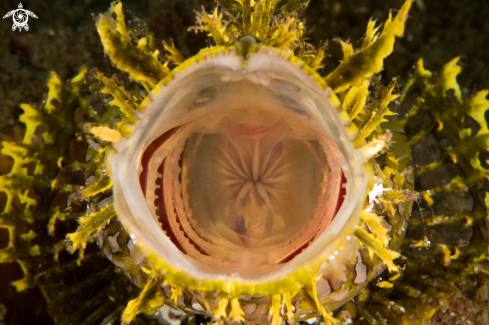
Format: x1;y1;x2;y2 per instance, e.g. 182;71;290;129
114;52;366;279
184;115;328;251
142;109;342;272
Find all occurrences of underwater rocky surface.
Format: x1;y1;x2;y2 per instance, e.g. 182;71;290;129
0;0;488;324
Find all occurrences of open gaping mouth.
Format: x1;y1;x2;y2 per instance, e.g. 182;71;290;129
110;48;367;281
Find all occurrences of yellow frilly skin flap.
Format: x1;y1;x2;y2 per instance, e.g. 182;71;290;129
96;2;169;89
324;0;413;92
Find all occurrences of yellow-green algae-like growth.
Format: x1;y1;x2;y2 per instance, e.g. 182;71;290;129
0;0;488;324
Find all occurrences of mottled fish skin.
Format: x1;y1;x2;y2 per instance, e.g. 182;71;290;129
1;0;488;324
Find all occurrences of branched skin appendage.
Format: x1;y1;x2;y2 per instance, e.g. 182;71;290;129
0;70;88;289
385;59;489;323
1;0;487;324
0;68;136;323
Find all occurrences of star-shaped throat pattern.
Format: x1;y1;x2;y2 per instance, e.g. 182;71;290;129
219;137;289;213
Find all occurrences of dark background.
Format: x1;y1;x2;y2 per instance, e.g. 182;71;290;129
0;0;488;324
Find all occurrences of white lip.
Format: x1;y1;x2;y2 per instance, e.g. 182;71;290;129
110;48;367;283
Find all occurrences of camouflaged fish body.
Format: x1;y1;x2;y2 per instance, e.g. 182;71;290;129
75;1;412;323
1;0;488;324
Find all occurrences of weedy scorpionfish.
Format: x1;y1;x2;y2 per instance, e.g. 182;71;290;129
1;1;488;324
